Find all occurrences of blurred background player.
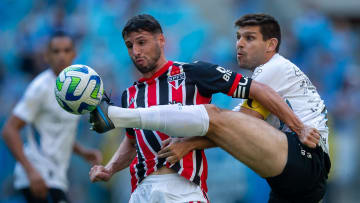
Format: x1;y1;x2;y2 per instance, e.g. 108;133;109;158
1;31;102;203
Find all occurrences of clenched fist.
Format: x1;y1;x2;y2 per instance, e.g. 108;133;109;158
89;165;113;182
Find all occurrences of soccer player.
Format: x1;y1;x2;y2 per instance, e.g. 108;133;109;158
1;31;102;203
90;14;330;202
158;14;331;202
88;14;320;202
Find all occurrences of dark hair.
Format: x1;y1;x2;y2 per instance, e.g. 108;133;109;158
48;31;74;49
235;14;281;52
122;14;163;38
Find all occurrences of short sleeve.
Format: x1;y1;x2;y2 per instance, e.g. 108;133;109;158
121;90;136;139
183;61;250;98
13;79;46;123
251;61;286;94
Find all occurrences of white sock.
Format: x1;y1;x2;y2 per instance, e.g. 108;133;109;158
108;104;209;137
108;106;142;128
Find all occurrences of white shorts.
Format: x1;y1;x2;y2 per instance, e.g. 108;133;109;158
129;174;208;203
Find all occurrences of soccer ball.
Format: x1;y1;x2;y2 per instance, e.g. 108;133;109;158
54;64;104;115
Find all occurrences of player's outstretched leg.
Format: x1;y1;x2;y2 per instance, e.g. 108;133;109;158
203;104;288;178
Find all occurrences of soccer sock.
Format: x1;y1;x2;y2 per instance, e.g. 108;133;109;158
108;104;209;137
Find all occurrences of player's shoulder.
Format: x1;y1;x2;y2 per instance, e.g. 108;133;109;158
253;54;295;78
176;60;217;70
26;69;54;93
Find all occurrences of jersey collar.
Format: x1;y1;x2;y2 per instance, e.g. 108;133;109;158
138;61;173;83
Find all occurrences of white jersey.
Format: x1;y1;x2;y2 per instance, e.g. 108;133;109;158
235;54;329;153
13;69;80;191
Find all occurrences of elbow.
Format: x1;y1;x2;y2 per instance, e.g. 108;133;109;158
2;124;11;141
249;81;269;100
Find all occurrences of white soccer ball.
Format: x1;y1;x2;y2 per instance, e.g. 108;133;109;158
54;64;104;115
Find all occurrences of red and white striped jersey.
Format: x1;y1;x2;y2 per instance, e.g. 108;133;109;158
121;60;251;194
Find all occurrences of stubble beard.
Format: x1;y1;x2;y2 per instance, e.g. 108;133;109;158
133;45;161;74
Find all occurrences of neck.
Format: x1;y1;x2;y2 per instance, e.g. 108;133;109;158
251;52;276;72
142;56;168;78
264;52;276;64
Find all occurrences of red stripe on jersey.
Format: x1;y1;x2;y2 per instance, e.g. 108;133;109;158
135;129;157;176
157;131;170;140
195;89;211;104
125;86;138;139
128;86;137;108
169;65;183;103
129;157;138;192
125;131;134;140
147;80;157;107
227;73;242;96
200;150;208;193
180;151;194;180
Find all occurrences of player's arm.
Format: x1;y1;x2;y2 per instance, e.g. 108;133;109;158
1;115;48;198
247;80;304;135
89;136;136;182
73;142;102;166
158;136;216;164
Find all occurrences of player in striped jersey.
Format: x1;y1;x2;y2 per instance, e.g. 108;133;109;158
90;14;330;203
89;14;322;203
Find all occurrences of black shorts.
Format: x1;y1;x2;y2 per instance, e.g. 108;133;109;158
21;188;69;203
266;132;331;203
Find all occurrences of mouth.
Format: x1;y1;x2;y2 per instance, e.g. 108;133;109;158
135;58;145;65
237;51;246;57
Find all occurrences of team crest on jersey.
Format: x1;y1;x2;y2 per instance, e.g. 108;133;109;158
167;66;185;89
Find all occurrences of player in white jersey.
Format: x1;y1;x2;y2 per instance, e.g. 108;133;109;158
1;31;102;203
89;14;330;203
233;53;329;154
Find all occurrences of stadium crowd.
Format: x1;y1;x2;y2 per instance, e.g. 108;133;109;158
1;0;359;202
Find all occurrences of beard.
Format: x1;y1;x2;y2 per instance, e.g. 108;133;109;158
132;45;161;74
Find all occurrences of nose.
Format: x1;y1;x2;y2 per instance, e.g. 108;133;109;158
236;37;245;49
132;44;141;57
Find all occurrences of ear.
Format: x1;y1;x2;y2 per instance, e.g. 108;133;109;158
266;38;278;53
158;33;165;47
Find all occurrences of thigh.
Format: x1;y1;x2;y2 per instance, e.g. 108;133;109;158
205;105;288;177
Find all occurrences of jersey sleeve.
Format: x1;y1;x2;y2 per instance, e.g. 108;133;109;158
121;90;136;139
184;61;252;98
13;78;46;123
251;61;286;95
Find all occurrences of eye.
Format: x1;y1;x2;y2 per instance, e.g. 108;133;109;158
138;40;145;45
126;43;133;49
246;36;255;41
236;34;240;40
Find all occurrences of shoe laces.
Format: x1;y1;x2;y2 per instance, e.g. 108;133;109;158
103;91;114;105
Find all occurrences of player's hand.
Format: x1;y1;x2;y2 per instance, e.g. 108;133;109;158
298;125;321;148
158;138;192;164
89;165;113;182
83;149;103;166
28;168;48;199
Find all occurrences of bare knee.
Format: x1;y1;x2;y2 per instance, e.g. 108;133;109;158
203;104;228;135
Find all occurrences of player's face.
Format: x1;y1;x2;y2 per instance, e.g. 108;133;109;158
124;30;163;75
46;37;76;75
236;26;268;71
